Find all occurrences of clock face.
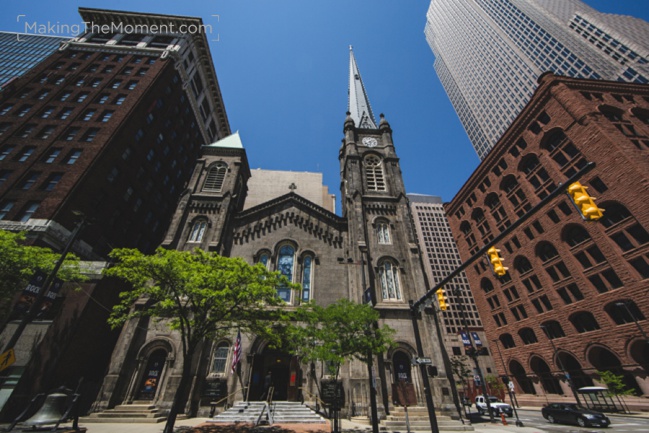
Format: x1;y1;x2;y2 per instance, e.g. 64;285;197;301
362;137;378;147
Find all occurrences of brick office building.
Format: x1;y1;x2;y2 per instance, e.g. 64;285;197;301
0;8;229;259
445;73;649;398
0;7;230;417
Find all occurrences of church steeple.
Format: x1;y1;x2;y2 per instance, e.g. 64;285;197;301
348;46;377;129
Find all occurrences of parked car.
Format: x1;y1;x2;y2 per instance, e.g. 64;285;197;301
541;402;611;427
474;395;513;417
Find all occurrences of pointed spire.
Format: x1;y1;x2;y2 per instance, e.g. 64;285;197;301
348;46;377;129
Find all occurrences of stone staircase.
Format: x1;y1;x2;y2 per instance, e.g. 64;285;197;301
380;406;474;432
80;401;174;423
209;401;327;425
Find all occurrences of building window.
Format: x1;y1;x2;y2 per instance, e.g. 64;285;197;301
96;94;109;104
257;251;270;269
520;155;555;199
569;311;600;333
188;220;208;242
301;255;314;302
20;172;40;190
541;321;565;339
18;202;39;222
58;108;73;120
0;201;15;220
211;342;230;374
518;328;538;345
501;175;531;217
43;173;63;191
605;300;645;325
203;162;227;192
82;128;99;142
18;147;35;162
499;333;516;349
378;260;402;301
76;92;89;103
16;105;33;117
364;155;386;192
63;127;80;141
40;107;55;119
0;145;14;161
542;130;588;177
82;109;96;121
277;244;296;303
100;111;114;122
377;221;391;244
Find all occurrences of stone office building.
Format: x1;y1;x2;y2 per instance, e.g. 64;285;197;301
90;48;454;418
445;73;649;398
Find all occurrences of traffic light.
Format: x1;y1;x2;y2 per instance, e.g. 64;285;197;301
487;246;508;277
436;288;448;311
567;181;604;221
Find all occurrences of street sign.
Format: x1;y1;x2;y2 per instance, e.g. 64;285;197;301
0;348;16;372
413;357;432;365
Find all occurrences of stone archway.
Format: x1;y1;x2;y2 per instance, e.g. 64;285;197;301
629;340;649;373
530;356;562;395
392;351;413;383
588;345;641;395
557;351;593;389
135;349;168;401
509;359;535;394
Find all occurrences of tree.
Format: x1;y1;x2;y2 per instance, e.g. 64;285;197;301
104;247;298;433
287;299;396;379
596;370;635;396
0;230;83;324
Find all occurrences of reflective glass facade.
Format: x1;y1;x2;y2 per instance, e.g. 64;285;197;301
425;0;649;159
0;32;70;87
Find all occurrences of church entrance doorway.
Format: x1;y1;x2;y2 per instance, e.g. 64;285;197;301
249;348;300;401
135;349;167;400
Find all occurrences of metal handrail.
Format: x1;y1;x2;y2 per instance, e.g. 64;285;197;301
209;386;248;417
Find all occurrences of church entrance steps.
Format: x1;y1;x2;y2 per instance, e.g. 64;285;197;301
209;401;327;425
379;406;474;432
80;402;185;423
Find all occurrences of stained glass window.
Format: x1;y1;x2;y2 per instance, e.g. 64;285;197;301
379;261;402;301
188;220;207;242
302;256;313;302
377;221;391;244
277;245;295;302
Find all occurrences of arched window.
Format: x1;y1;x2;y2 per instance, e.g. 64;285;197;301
540;320;565;339
569;311;600;333
485;193;510;230
564;224;591;247
605;300;646;325
188;219;207;242
518;328;538;345
519;154;555;199
277;244;295;303
472;208;492;240
500;333;516;349
514;256;533;274
536;241;559;262
301;255;314;302
257;251;270;269
378;260;402;301
203;162;227;192
541;130;588;177
364;155;386;192
501;175;531;217
211;342;230;374
600;203;631;228
481;278;495;294
377;220;391;245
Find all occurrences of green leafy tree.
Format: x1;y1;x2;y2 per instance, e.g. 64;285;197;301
287;299;396;379
596;370;635;396
486;374;505;398
0;230;83;323
104;247;299;433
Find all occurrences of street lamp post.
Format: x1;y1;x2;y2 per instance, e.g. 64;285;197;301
491;338;523;427
615;301;649;344
540;325;582;406
2;213;88;354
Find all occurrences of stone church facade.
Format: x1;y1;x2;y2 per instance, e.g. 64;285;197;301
91;49;452;419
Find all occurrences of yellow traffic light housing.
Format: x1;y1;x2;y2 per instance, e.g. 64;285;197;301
487;246;508;277
567;182;604;221
436;288;448;311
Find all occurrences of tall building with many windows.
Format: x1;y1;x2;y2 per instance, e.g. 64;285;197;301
0;8;229;258
425;0;649;159
0;32;70;88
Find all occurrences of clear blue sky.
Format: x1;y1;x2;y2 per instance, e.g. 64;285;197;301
1;1;647;212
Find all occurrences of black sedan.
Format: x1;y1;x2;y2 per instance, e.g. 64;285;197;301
542;403;611;427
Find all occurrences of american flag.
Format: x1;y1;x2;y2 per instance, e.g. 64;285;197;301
231;330;241;374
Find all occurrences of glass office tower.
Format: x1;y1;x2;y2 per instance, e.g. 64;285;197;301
0;32;70;88
425;0;649;159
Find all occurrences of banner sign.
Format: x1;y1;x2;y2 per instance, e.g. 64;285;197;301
459;331;471;347
14;271;47;314
471;332;483;347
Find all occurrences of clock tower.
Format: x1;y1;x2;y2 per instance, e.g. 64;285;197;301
339;47;451;411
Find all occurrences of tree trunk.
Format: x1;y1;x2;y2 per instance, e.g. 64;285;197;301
162;349;195;433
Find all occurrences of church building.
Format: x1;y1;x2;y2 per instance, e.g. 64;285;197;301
90;48;453;419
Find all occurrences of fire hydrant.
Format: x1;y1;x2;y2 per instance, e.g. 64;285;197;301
501;413;508;426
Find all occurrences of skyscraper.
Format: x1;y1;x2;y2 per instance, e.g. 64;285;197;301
0;32;69;88
0;8;229;258
425;0;649;159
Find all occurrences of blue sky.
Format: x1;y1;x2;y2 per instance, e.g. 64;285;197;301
1;1;648;212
